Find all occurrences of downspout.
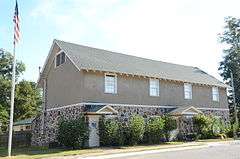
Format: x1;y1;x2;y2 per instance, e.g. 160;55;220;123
41;78;47;135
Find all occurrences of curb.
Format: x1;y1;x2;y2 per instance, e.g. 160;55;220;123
47;140;240;159
78;144;209;159
77;140;240;159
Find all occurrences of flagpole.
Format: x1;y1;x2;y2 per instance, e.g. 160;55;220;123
8;39;16;157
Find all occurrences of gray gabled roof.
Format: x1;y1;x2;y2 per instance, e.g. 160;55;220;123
84;104;118;115
169;106;203;116
54;39;227;88
84;104;106;112
13;118;33;126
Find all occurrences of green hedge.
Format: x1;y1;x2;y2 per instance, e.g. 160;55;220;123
193;114;231;139
99;115;146;146
56;114;231;148
163;115;177;141
57;116;89;149
144;117;165;144
128;115;145;145
99;114;177;146
99;118;124;146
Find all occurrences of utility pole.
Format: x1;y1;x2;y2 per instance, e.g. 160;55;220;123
231;72;239;139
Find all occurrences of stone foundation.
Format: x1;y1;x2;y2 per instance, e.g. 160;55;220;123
32;103;85;146
199;108;230;122
111;104;175;121
31;103;230;146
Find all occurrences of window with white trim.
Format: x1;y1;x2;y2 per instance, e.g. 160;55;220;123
184;83;192;99
104;74;117;94
212;87;219;102
149;79;159;96
55;52;66;67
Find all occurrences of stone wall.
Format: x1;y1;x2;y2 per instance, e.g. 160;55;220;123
31;104;230;146
200;109;230;122
110;104;175;121
31;104;85;146
31;114;43;146
177;109;230;137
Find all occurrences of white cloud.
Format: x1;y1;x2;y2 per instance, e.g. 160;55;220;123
31;0;57;18
30;0;240;80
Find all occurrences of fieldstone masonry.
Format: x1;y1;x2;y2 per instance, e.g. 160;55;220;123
32;103;85;146
31;103;230;146
111;104;175;121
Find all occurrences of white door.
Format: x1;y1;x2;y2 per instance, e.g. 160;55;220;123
88;115;100;147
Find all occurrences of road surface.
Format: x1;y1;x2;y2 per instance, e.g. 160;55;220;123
112;142;240;159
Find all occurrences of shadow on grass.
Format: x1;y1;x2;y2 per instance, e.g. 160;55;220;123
0;146;68;158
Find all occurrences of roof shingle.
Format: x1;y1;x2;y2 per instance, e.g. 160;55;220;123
55;40;227;87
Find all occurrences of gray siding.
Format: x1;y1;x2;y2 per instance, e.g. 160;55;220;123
82;71;228;109
46;56;84;109
45;61;228;109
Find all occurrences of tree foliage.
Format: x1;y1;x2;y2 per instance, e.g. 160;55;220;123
0;49;41;132
218;17;240;122
0;50;25;80
14;81;42;120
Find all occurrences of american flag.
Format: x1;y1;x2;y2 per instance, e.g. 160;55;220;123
13;0;20;45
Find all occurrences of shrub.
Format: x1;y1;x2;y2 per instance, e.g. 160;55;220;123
128;115;145;145
57;116;89;149
163;115;177;141
99;118;124;146
193;114;213;139
226;127;233;138
211;117;227;137
144;117;165;144
192;115;230;139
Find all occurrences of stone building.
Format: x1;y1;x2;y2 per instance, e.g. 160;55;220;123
32;39;229;147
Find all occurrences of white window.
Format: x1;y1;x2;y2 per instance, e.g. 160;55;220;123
104;74;117;94
184;83;192;99
55;52;66;67
149;79;159;96
212;87;219;102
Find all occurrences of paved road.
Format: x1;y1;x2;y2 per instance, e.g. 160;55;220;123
112;142;240;159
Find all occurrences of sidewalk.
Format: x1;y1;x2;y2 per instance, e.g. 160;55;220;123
48;139;239;159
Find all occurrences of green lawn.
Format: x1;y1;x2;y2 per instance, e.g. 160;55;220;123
0;139;233;159
0;146;106;159
0;142;186;159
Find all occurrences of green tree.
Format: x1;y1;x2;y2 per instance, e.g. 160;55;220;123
0;49;41;132
0;49;25;80
0;77;11;130
218;17;240;123
14;81;42;120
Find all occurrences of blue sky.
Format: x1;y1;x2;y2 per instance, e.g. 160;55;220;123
1;0;239;82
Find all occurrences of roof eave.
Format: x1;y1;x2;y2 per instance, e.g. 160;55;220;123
37;40;58;87
80;68;229;88
37;39;82;87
